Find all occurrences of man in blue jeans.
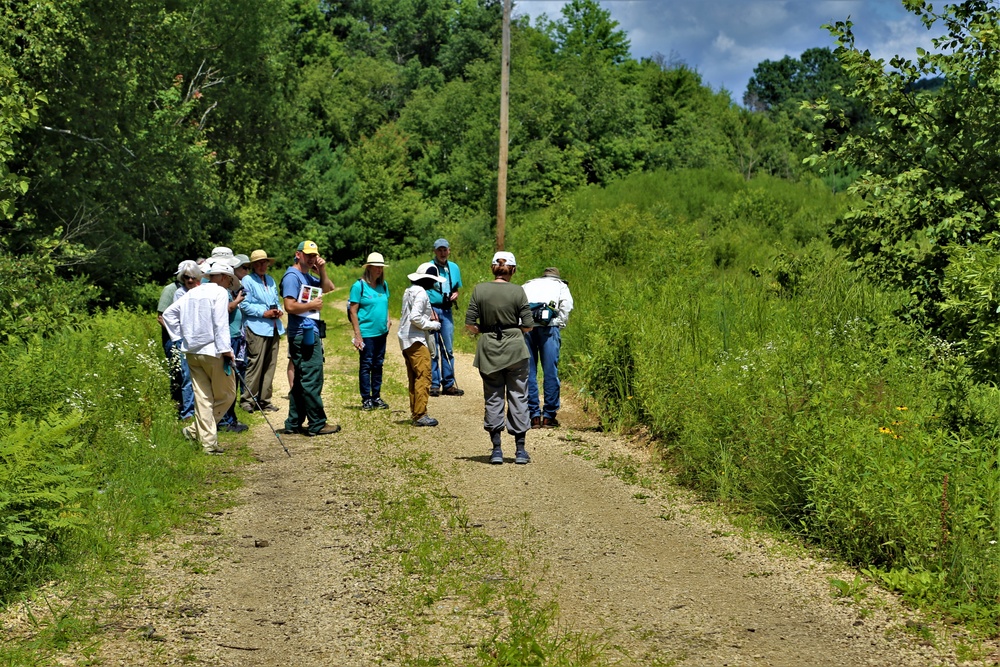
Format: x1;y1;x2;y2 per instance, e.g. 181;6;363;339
428;238;464;396
522;267;574;428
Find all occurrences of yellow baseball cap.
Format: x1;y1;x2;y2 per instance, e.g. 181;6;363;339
297;240;319;255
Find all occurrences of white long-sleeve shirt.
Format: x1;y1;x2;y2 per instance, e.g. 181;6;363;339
162;282;233;357
521;276;574;328
398;285;441;350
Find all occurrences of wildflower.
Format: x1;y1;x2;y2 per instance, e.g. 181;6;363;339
896;406;908;411
990;540;997;545
879;427;893;434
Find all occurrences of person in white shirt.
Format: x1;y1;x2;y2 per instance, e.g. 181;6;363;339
398;263;444;426
162;261;237;453
521;267;574;428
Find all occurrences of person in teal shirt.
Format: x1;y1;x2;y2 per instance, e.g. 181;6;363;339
349;252;392;410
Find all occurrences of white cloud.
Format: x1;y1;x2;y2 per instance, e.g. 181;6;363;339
514;0;941;95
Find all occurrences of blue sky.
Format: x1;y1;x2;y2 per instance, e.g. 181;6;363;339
515;1;941;99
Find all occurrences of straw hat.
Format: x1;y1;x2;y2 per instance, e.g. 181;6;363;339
364;252;387;267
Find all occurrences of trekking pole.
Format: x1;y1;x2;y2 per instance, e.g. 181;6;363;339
233;368;291;457
434;329;459;391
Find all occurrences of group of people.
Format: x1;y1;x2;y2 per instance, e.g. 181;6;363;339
348;239;573;466
156;235;574;465
157;239;340;454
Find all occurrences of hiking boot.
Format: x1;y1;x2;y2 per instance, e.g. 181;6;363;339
263;404;280;413
429;386;441;397
490;447;504;465
203;447;224;455
306;423;341;436
372;397;390;410
413;415;439;427
515;448;531;465
279;426;303;435
361;398;375;411
530;416;541;429
442;386;464;396
541;417;560;428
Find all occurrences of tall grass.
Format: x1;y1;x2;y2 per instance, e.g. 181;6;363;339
0;311;228;604
455;168;1000;624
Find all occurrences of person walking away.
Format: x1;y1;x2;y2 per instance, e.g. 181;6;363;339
465;252;534;464
169;260;202;421
348;252;392;411
240;249;284;414
280;240;340;436
522;267;574;428
161;261;238;454
218;254;251;433
428;238;464;396
399;263;444;426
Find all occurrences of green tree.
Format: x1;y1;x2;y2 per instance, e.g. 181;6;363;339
815;0;1000;365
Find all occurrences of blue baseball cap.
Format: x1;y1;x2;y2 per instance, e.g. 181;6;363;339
433;238;449;250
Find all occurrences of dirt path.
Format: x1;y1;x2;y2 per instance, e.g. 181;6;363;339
55;319;994;666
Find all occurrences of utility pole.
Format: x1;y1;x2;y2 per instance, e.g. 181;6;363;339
496;0;512;251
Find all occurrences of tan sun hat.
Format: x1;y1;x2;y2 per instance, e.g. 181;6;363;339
250;249;275;265
364;252;387;267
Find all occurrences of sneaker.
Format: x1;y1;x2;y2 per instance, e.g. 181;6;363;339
490;447;504;465
305;423;341;436
442;386;464;396
530;416;541;429
263;404;280;413
203;447;224;455
515;448;531;465
413;415;439;427
361;399;375;411
429;386;441;397
279;425;302;435
241;405;257;414
372;397;390;410
541;417;560;428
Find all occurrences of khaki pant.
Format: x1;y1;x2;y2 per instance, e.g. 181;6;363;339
241;329;281;411
186;353;236;451
402;342;432;420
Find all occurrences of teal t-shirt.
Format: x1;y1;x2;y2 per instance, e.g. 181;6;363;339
349;279;390;338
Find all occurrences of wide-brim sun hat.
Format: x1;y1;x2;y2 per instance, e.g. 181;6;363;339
491;251;516;266
364;252;387;267
205;260;236;277
250;249;275;264
408;261;445;283
233;254;250;268
209;246;242;267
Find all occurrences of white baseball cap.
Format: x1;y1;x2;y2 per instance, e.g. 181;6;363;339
491;251;516;266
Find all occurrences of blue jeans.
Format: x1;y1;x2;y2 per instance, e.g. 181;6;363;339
525;326;562;419
358;333;387;401
171;340;195;420
431;307;456;389
219;334;246;426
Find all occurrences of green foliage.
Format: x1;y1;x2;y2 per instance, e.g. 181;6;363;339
0;309;227;602
501;167;1000;622
0;412;90;593
0;251;97;344
814;1;1000;356
0;55;44;221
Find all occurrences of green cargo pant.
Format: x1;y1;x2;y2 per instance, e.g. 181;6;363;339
285;334;328;434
